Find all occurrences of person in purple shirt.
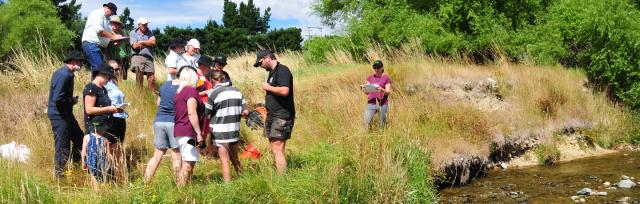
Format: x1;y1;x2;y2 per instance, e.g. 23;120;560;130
173;66;204;187
360;60;392;130
47;51;85;178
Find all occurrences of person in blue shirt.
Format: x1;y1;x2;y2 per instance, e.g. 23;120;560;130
105;60;129;180
143;76;182;182
47;51;86;178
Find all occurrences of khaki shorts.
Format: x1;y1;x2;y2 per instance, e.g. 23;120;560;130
264;116;294;140
131;55;155;73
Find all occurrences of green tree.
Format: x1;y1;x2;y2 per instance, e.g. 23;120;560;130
223;0;239;28
0;0;74;58
223;0;270;34
119;7;135;33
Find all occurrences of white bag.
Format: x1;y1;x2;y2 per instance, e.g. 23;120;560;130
0;141;31;163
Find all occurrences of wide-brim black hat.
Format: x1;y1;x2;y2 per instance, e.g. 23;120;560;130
103;2;118;15
63;50;86;63
97;63;115;78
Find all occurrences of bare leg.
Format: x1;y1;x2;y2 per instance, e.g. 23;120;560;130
147;72;156;92
177;161;195;187
229;143;242;176
143;148;167;183
136;69;143;88
170;149;182;179
90;175;100;192
269;138;287;174
218;145;232;183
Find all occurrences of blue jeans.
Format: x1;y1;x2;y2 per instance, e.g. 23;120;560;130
49;117;84;176
364;104;388;130
82;42;103;79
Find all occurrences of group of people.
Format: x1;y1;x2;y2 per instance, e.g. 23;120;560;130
47;2;392;190
82;2;157;89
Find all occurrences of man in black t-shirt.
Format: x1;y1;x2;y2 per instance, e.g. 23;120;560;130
253;49;295;174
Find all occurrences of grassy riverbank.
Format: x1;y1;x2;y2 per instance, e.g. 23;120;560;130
0;45;637;203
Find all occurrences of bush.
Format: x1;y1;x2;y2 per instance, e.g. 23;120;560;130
302;36;352;63
0;0;73;58
540;0;640;108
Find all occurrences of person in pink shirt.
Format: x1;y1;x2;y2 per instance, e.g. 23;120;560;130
360;60;392;130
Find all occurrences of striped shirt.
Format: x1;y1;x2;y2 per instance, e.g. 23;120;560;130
205;85;245;143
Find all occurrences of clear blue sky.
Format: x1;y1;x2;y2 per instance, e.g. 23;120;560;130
77;0;332;36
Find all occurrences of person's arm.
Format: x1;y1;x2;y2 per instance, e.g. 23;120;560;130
81;135;88;171
84;95;120;115
383;83;391;95
262;84;289;97
51;74;70;108
141;36;156;47
204;94;217;119
241;96;249;118
187;98;202;142
157;96;161;107
168;67;177;76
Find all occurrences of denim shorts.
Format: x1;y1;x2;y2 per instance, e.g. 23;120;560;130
153;122;178;149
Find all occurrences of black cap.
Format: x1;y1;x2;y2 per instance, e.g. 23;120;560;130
197;55;214;68
63;50;85;63
103;2;118;15
97;63;115;78
169;38;186;50
213;55;227;65
373;60;384;69
253;49;275;67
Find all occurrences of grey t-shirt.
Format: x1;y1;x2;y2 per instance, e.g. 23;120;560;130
129;28;155;57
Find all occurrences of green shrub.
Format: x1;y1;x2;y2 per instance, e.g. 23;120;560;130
0;0;74;58
302;36;352;63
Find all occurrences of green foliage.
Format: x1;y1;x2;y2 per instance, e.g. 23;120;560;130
154;22;302;56
303;36;352;63
535;144;561;165
119;7;135;33
540;0;640;108
222;0;270;35
154;1;300;56
313;0;640;109
0;0;74;58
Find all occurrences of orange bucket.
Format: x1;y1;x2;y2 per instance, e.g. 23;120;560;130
240;144;261;159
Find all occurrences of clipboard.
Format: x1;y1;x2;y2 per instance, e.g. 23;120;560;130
362;84;380;93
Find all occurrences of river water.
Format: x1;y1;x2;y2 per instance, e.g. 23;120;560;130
439;151;640;203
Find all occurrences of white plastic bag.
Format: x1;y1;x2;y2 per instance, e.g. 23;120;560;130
0;141;30;163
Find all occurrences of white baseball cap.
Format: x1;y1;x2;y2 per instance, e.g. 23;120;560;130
187;39;200;49
137;17;149;25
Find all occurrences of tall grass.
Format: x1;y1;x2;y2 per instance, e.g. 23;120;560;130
0;41;636;203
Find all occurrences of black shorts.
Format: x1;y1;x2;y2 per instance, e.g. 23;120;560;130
264;116;294;140
107;117;126;143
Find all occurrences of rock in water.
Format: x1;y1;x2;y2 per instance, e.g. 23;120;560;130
576;188;593;195
618;180;636;189
500;162;508;169
604;181;611;187
622;175;630;180
589;175;598;180
596;191;607;196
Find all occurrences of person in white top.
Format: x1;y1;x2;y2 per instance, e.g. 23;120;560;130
164;38;187;81
81;2;122;79
178;39;201;69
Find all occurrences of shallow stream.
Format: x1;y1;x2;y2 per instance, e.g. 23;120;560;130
439;151;640;203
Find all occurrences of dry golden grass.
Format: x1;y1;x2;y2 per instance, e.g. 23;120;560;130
0;42;635;202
